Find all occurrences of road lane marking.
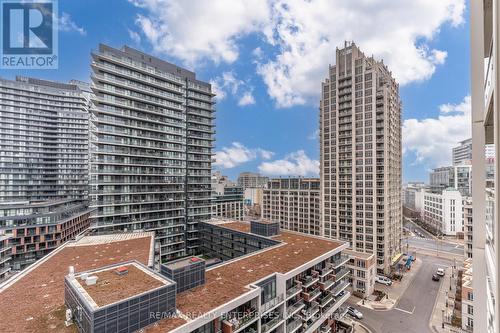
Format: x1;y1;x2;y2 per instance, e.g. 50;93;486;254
394;306;415;315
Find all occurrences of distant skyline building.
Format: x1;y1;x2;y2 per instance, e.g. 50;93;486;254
237;172;269;189
212;185;245;220
262;177;321;235
89;44;215;262
453;138;472;165
429;165;472;196
320;42;402;274
0;76;93;270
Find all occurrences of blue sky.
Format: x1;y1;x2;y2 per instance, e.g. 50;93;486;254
1;0;471;183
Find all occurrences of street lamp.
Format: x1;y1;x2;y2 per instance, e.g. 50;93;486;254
446;292;448;307
450;274;452;291
442;309;445;329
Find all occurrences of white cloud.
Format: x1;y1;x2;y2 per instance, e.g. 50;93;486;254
259;150;319;176
308;129;319;140
257;0;464;107
211;71;254;105
58;12;86;35
214;142;274;168
131;0;270;66
238;91;256;106
131;0;465;108
403;95;471;167
252;47;264;60
128;29;141;44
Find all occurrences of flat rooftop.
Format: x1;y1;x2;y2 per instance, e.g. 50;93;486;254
164;256;204;270
251;219;277;225
146;220;344;332
72;262;172;308
0;232;158;333
0;222;345;333
344;249;375;260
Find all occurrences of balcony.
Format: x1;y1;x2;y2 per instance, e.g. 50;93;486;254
261;315;283;333
286;318;302;333
222;309;257;332
287;300;306;317
319;323;332;333
261;294;284;314
319;266;333;278
300;302;320;321
331;255;349;269
300;275;319;288
302;287;321;302
319;293;334;308
334;268;350;281
332;281;350;297
320;277;335;291
286;284;302;299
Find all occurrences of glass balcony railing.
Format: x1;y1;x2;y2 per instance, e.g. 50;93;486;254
261;315;282;333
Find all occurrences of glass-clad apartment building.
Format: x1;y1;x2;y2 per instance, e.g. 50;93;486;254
89;44;214;262
0;76;92;270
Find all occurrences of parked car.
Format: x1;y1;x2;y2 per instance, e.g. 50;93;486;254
436;268;445;276
432;274;440;281
347;306;363;319
375;275;393;286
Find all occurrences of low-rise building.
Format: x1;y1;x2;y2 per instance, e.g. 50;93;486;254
344;249;376;299
262;178;321;236
423;190;464;236
237;172;269;189
0;221;353;333
213;186;245;220
402;182;427;219
0;199;92;270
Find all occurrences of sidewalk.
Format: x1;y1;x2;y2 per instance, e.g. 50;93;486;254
429;266;468;333
352;257;422;311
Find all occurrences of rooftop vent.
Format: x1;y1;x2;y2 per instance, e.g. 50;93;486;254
85;276;98;286
115;266;129;276
68;266;75;279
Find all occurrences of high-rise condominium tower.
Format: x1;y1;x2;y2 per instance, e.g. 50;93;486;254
90;44;214;262
0;76;92;270
320;42;402;274
471;1;498;332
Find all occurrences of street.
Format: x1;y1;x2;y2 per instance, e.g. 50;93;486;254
348;255;455;333
403;219;464;256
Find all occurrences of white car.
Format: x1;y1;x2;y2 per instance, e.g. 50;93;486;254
347;306;363;319
375;275;392;286
436;268;445;276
